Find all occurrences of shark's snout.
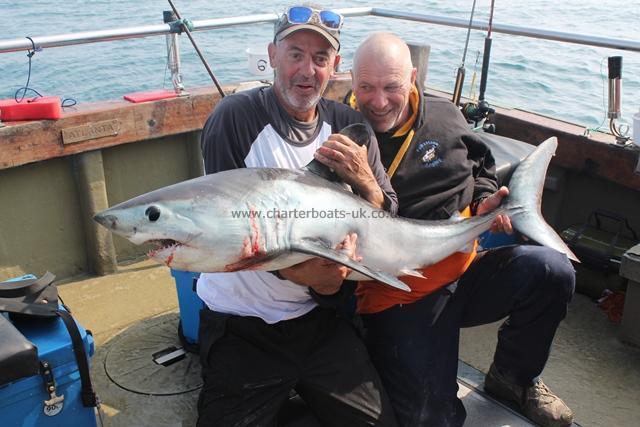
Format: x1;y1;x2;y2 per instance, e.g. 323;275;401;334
94;213;118;230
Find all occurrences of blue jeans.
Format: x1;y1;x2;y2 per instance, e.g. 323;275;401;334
361;245;576;427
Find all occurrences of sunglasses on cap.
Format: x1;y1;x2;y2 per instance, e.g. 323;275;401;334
284;6;343;31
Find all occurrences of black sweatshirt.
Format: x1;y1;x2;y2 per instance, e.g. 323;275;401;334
377;91;498;220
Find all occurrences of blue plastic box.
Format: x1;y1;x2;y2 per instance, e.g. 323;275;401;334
0;314;97;427
0;277;96;427
171;269;204;346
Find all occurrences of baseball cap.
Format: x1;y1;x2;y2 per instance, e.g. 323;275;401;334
274;5;342;51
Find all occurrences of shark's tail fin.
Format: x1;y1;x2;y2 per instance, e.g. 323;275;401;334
504;137;579;262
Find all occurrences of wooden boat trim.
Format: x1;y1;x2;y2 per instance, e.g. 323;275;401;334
1;75;638;192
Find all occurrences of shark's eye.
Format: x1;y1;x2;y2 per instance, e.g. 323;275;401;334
145;206;161;222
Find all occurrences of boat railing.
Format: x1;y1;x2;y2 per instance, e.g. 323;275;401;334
1;7;638;96
2;7;639;53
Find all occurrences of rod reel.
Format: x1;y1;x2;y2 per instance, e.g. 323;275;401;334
462;100;495;132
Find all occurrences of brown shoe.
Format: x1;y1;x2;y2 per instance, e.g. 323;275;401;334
484;363;574;427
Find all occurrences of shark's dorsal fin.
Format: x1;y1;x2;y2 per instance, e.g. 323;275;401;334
303;123;373;186
290;237;410;292
303;159;343;182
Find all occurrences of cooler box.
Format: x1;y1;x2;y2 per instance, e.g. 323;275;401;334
560;209;638;297
0;277;97;427
560;209;638;274
171;269;203;347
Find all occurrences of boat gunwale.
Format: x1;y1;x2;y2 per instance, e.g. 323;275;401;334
1;75;638;193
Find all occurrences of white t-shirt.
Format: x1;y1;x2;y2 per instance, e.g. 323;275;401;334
197;121;333;323
196;87;395;324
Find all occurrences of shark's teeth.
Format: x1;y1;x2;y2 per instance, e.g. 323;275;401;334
147;239;182;257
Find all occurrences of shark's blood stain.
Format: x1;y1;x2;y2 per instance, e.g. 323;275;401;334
225;205;267;272
248;207;262;255
165;253;174;267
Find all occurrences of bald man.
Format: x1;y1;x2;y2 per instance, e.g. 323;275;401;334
349;33;576;427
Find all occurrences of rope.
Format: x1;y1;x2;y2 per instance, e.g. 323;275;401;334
14;37;42;103
14;36;77;109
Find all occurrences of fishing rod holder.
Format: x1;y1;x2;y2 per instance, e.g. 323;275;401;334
605;56;631;145
163;10;187;96
607;56;622;119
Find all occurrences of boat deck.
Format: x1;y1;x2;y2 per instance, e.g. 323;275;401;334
56;260;640;426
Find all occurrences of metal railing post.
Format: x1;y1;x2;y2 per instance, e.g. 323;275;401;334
163;10;187;96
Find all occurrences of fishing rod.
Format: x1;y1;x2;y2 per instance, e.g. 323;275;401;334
462;0;496;129
478;0;495;103
167;0;226;98
452;0;478;107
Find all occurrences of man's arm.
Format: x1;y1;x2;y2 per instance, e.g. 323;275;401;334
463;131;499;205
364;129;398;215
314;126;398;215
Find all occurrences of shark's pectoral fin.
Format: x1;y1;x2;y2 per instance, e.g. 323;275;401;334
290;238;411;292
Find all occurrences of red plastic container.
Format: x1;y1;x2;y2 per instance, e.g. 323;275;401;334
123;89;178;103
0;96;62;121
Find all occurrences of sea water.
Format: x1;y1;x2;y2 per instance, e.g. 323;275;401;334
0;0;638;130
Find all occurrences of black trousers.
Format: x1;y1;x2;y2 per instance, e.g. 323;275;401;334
362;245;576;427
197;306;397;427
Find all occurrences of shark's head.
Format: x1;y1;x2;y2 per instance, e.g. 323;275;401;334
94;200;206;269
93;181;217;270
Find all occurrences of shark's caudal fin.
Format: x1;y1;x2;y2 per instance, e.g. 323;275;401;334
303;123;373;183
504;137;579;262
290;238;411;292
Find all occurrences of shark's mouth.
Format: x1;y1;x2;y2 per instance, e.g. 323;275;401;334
147;239;184;258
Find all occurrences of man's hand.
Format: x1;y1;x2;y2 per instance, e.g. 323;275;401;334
476;186;513;234
278;233;361;295
314;134;385;208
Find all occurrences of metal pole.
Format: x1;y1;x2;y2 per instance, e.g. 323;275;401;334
478;0;496;102
163;10;186;96
167;0;225;98
452;0;478;106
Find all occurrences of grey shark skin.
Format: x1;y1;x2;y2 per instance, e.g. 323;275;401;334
94;128;578;292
